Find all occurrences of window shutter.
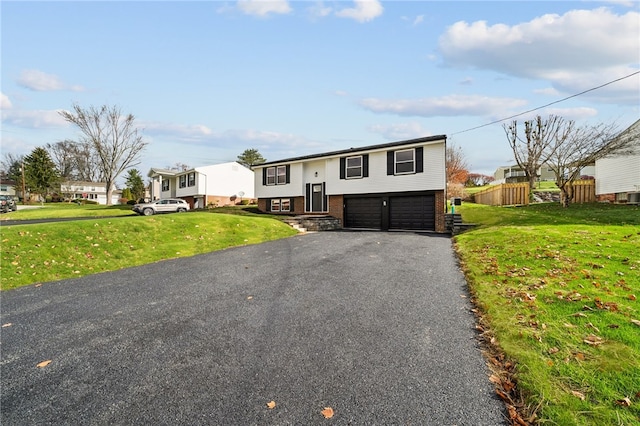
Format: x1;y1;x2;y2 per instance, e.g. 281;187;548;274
416;147;424;173
262;168;267;185
305;183;311;211
340;157;346;179
387;151;395;175
323;182;327;211
285;165;291;184
290;198;295;212
363;154;369;177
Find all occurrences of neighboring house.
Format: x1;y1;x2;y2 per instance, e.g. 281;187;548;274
253;135;447;232
59;181;123;205
492;163;595;185
0;178;17;196
147;162;255;209
595;119;640;203
492;164;556;185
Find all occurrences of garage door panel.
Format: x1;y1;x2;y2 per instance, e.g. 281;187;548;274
390;195;435;230
345;197;382;229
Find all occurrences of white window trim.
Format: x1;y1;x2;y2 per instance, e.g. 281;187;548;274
395;149;415;175
276;166;287;185
179;175;186;188
346;155;363;179
266;167;276;186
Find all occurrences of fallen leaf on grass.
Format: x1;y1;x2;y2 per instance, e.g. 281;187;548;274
615;397;631;407
631;319;640;327
583;334;604;346
548;347;560;354
571;390;586;400
630;294;637;301
574;352;586;361
321;407;334;419
266;401;276;409
586;323;600;333
36;360;52;368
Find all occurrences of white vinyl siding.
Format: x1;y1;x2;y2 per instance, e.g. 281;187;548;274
596;153;640;195
255;163;305;198
326;142;445;195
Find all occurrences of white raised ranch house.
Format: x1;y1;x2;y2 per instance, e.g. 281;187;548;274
253;136;447;232
59;181;122;205
595;119;640;204
148;161;255;209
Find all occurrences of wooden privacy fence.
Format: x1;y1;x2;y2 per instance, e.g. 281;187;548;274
565;179;596;204
473;183;529;206
472;180;596;206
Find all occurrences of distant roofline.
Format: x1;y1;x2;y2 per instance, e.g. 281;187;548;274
253;135;446;168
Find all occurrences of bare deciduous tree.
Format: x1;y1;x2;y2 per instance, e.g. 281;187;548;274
547;120;636;207
504;115;568;190
59;104;148;205
446;143;469;184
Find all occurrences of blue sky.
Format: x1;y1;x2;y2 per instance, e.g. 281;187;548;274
2;1;639;182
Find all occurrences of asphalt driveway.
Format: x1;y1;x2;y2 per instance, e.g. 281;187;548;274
1;231;506;425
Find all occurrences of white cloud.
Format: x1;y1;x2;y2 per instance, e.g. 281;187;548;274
413;15;424;26
459;77;474;86
1;109;68;128
369;122;432;140
308;1;332;19
17;69;84;92
237;0;292;17
359;94;527;117
140;121;214;140
0;93;12;109
533;87;560;96
336;0;383;23
438;8;640;103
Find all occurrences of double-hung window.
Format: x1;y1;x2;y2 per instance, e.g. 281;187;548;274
270;198;291;212
162;180;170;191
276;166;287;184
188;172;196;187
265;165;289;186
266;168;276;185
346;156;362;179
179;175;186;188
395;149;415;174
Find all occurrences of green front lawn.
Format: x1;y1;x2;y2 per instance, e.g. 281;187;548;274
1;211;298;290
455;203;640;425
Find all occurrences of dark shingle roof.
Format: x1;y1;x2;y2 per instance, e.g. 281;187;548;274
254;135;446;168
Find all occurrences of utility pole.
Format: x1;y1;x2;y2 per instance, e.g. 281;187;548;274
21;161;27;203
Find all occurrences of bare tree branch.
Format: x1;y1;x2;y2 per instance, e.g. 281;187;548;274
59;104;148;205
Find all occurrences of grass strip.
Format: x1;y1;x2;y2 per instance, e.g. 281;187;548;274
1;212;298;290
455;203;640;425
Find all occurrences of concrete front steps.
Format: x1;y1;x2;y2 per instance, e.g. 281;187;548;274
445;213;476;235
283;215;342;232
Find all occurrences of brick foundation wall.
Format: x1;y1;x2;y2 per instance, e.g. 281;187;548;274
328;195;344;225
596;193;616;203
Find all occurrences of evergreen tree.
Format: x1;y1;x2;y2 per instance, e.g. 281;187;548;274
237;148;266;168
125;169;145;201
23;147;59;202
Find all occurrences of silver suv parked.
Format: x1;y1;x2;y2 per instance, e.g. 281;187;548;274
132;198;190;216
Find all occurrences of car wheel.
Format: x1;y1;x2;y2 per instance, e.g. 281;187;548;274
143;208;154;216
177;207;186;213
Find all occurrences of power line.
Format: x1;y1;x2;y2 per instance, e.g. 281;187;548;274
450;70;640;136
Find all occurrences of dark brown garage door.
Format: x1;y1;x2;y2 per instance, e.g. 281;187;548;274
389;195;435;231
344;197;382;229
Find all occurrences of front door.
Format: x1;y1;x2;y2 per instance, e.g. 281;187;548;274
311;184;323;212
